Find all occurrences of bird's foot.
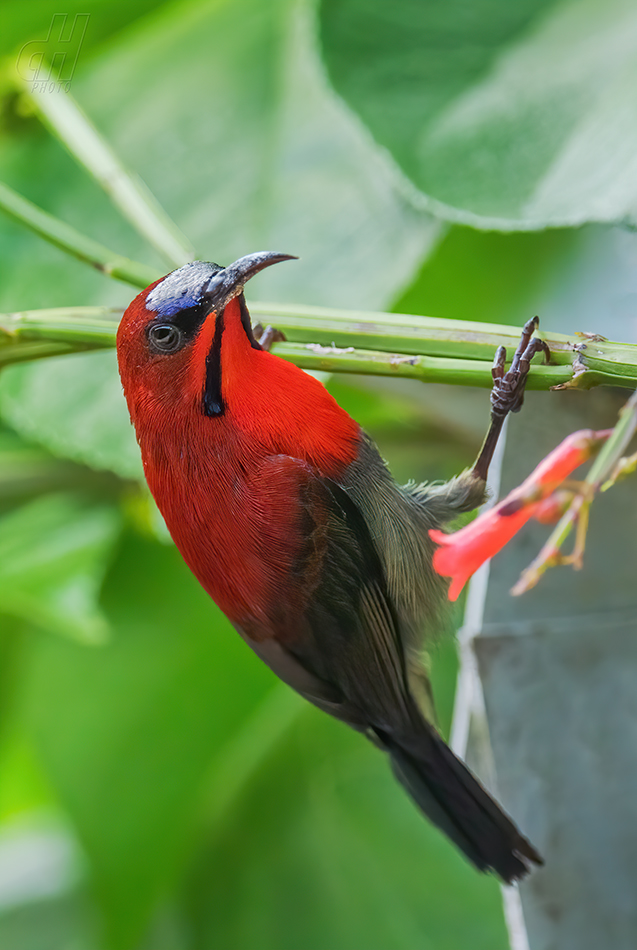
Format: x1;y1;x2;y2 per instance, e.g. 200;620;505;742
490;316;551;419
472;317;551;482
252;323;286;352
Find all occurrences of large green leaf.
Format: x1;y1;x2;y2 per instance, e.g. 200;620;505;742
0;893;95;950
394;224;576;325
319;0;637;228
20;527;281;950
0;0;436;475
0;0;169;61
0;351;142;479
185;708;508;950
0;493;120;643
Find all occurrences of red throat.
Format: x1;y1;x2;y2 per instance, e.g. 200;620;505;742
215;298;359;474
117;291;361;628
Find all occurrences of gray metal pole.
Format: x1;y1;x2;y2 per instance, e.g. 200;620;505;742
453;225;637;950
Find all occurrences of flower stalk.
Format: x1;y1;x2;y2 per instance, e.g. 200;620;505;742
512;390;637;594
429;429;612;601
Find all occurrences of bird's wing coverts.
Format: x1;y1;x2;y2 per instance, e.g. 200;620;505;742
237;455;413;733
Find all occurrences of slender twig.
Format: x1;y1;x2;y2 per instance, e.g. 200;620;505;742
0;182;161;288
23;76;194;267
512;391;637;594
602;450;637;489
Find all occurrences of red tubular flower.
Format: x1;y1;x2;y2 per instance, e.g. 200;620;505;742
429;428;612;601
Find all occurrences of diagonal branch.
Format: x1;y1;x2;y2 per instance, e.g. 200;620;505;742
0;182;160;288
21;74;194;267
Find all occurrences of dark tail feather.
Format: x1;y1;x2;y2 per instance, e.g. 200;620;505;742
379;727;543;883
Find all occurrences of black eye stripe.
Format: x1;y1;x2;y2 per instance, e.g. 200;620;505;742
168;301;209;336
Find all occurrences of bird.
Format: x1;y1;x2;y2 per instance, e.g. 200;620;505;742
116;251;545;882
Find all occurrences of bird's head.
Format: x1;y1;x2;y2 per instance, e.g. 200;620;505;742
116;251;295;418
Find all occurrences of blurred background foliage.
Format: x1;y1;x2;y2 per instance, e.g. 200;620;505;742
0;0;636;948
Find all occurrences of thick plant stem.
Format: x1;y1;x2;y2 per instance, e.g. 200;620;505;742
1;183;636;388
1;306;637;391
251;305;637;389
269;342;569;389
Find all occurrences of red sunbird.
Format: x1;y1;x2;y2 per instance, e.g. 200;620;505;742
117;251;545;882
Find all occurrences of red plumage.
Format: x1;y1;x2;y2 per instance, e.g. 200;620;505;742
117;254;543;882
118;293;358;631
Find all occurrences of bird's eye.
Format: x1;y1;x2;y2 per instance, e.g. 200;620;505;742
147;323;184;354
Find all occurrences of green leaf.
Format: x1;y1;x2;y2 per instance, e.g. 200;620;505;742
185;709;509;950
20;527;280;950
394;225;576;325
319;0;637;228
0;0;173;60
0;893;95;950
0;419;118;501
0;0;436;474
0;350;142;479
0;493;120;643
74;0;435;309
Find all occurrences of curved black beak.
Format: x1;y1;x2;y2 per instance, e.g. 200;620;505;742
204;251;297;312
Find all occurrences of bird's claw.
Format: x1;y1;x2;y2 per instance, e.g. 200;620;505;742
252;323;286;351
490;316;551;420
472;318;551;482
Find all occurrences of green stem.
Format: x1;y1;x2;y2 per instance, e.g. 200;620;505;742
253;304;637;388
1;306;637;391
512;390;637;594
0;303;637;390
0;182;160;288
270;341;570;389
0;341;80;366
1;182;635;389
24;80;194;268
581;390;637;488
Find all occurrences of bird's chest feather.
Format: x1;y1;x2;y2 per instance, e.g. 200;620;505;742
140;416;333;638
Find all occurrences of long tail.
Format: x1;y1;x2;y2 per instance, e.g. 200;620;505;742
377;726;543;883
